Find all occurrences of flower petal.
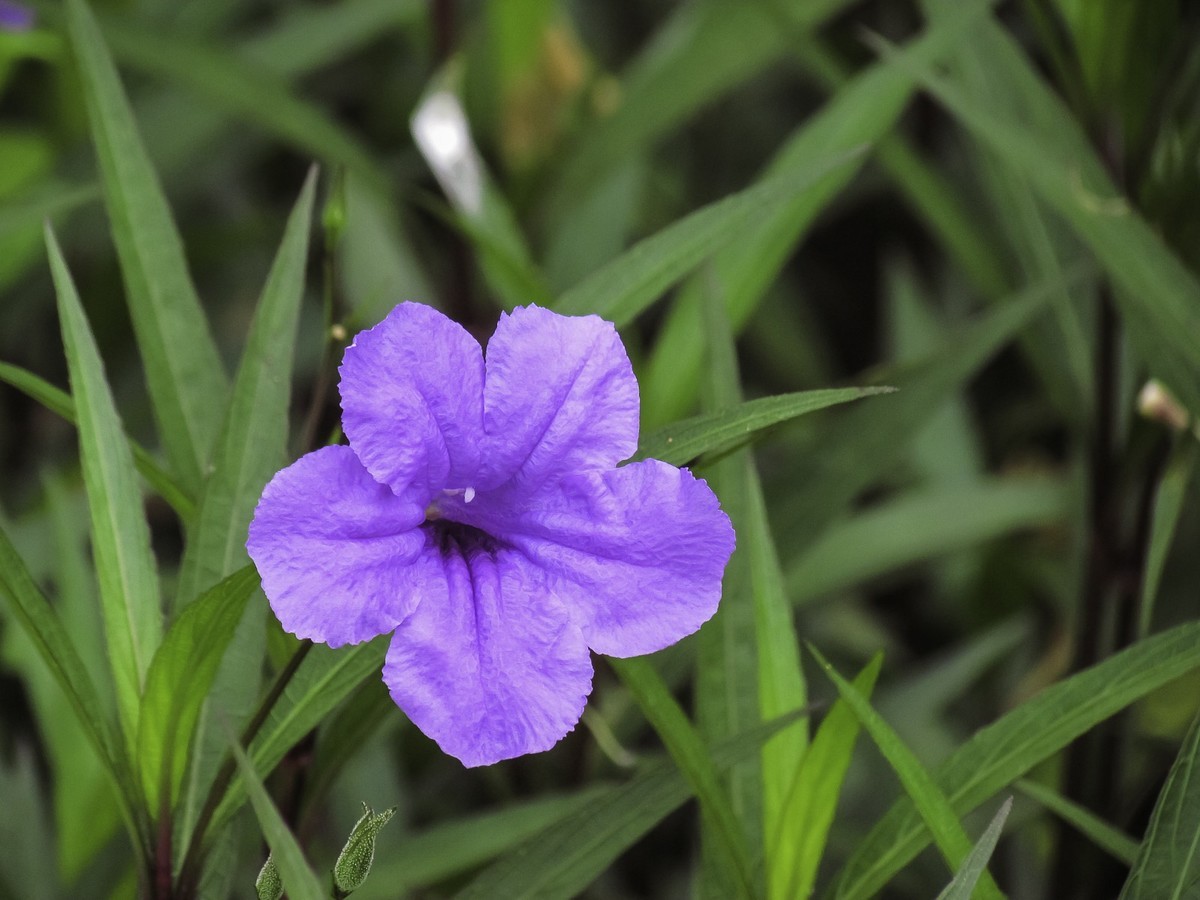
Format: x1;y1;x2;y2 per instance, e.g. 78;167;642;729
479;305;639;491
339;302;484;497
383;534;593;767
451;459;734;657
247;445;430;647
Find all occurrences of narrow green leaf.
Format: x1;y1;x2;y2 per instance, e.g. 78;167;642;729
208;638;389;837
641;0;998;426
555;146;865;326
0;524;144;855
1014;779;1138;865
776;657;882;900
228;739;326;900
786;477;1070;605
47;225;162;747
810;646;1005;900
832;620;1200;900
176;169;315;607
0;362;194;519
136;566;259;817
610;656;757;899
1138;438;1198;637
636;386;894;467
354;789;610;897
935;797;1013;900
65;0;229;495
1119;711;1200;899
870;24;1200;417
456;711;806;900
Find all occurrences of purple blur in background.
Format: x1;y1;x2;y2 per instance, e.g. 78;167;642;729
0;1;33;32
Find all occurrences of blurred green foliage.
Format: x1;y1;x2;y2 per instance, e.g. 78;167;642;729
2;0;1200;898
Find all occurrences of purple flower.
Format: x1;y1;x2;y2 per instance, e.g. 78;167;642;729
247;303;735;766
0;1;33;32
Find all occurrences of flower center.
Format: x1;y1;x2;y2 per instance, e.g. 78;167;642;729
424;486;476;522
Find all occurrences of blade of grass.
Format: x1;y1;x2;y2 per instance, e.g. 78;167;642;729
554;146;865;326
1138;438;1198;637
0;524;145;857
47;225;162;748
0;362;194;519
456;711;806;900
65;0;229;495
935;798;1013;900
610;656;757;899
1014;779;1138;865
810;646;1005;900
776;656;882;900
831;620;1200;899
1118;712;1200;899
136;566;259;818
227;739;325;900
636;386;894;466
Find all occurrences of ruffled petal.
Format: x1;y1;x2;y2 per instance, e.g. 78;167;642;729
447;459;734;657
479;305;639;492
383;533;593;767
339;302;484;498
247;446;431;647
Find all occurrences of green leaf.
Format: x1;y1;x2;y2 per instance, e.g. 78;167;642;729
935;797;1012;900
0;361;194;519
47;225;162;747
641;0;999;426
1014;779;1138;865
136;566;259;817
354;789;610;897
228;739;326;900
775;657;882;900
609;656;757;899
1119;711;1200;899
870;21;1200;417
554;146;865;326
456;711;805;900
65;0;229;495
1138;438;1198;637
810;646;1004;900
832;620;1200;900
636;386;894;467
176;169;315;607
208;639;389;837
0;524;143;855
786;476;1070;605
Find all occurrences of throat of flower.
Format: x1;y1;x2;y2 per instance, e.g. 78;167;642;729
424;486;476;521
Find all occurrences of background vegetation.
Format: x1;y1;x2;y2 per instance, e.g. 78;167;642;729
1;0;1199;897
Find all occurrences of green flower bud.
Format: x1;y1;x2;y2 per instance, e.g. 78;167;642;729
333;803;396;896
255;853;283;900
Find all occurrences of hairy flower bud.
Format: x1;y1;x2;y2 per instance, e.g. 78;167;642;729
333;803;396;896
254;854;283;900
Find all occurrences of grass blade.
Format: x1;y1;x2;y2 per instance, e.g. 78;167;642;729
811;646;1005;900
832;620;1200;899
66;0;229;495
456;711;806;900
1138;438;1198;637
610;656;757;899
1118;711;1200;899
176;169;315;607
1015;779;1138;865
47;225;162;747
0;524;144;855
936;797;1013;900
776;657;882;900
636;386;894;467
555;146;865;326
0;361;194;519
136;566;259;818
228;739;326;900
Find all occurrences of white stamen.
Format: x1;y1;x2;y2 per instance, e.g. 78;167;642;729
463;487;476;503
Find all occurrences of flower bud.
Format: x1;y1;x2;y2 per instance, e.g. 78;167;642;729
333;803;396;896
255;854;283;900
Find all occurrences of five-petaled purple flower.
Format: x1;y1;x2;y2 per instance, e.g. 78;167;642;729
247;303;735;766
